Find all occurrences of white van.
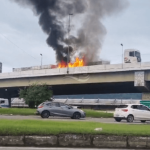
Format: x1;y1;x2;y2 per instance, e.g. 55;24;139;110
0;99;9;108
124;49;141;63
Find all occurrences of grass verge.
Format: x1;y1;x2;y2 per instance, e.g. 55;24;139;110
0;108;36;115
0;108;113;118
83;109;113;118
0;119;149;136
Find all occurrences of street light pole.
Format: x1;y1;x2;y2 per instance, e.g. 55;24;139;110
121;44;123;68
67;14;73;74
40;54;42;69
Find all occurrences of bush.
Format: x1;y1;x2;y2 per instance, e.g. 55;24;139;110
19;83;53;108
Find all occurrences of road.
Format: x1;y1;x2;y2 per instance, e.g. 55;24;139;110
0;148;140;150
0;115;150;124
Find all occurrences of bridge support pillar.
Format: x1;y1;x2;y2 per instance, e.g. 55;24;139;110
8;97;11;108
4;88;12;108
134;71;150;92
142;93;150;100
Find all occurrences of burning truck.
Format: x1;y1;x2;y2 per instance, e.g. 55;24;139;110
13;59;110;72
13;49;141;72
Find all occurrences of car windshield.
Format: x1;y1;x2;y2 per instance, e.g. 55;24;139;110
129;51;134;57
135;51;140;57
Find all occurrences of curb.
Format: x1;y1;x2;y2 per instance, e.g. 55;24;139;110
0;135;149;148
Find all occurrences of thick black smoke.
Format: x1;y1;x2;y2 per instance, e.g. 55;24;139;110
12;0;128;63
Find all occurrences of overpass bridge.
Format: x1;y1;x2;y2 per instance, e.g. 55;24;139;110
1;62;150;101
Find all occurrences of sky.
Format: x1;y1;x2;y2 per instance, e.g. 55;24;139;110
0;0;150;72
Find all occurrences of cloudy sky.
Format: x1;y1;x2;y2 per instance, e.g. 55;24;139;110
0;0;150;72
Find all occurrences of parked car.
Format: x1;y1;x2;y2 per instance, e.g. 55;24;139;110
37;101;86;119
114;104;150;123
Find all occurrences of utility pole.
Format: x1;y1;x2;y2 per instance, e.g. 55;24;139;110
67;14;73;74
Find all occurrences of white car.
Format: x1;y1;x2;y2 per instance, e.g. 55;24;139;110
114;104;150;123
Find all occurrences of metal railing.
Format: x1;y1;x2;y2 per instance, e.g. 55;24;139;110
54;99;141;105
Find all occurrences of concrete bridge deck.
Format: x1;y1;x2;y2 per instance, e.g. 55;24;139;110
1;62;150;79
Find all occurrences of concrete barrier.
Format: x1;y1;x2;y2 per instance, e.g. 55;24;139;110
123;63;141;69
128;136;149;148
33;70;46;75
46;68;60;75
106;64;122;70
9;72;21;77
147;137;150;148
0;73;10;78
93;135;127;148
59;68;67;74
0;136;24;146
21;70;33;76
141;62;150;68
88;65;105;72
0;134;149;148
67;67;75;74
74;66;88;74
58;134;91;147
1;62;150;80
24;136;57;147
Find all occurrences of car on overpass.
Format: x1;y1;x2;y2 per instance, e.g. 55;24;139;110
37;102;86;119
114;104;150;123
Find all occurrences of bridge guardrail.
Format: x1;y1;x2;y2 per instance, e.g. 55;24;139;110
1;62;150;79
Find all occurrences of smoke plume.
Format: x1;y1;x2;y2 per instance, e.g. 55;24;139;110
12;0;128;64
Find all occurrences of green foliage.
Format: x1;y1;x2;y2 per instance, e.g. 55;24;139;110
19;84;53;108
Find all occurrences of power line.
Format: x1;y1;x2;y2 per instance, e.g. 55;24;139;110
0;34;39;61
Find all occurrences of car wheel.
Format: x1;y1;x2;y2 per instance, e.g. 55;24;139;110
115;118;122;122
127;115;134;122
41;111;50;118
73;112;81;119
141;120;146;123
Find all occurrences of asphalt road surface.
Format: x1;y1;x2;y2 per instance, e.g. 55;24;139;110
0;115;150;124
0;148;140;150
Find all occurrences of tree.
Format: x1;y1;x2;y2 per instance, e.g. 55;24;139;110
19;84;53;108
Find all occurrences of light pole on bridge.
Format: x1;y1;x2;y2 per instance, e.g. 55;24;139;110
40;53;42;69
121;43;124;68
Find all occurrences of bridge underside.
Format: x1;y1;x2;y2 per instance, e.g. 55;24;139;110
0;81;144;99
52;82;141;95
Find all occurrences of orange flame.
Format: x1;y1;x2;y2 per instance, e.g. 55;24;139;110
58;57;84;68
